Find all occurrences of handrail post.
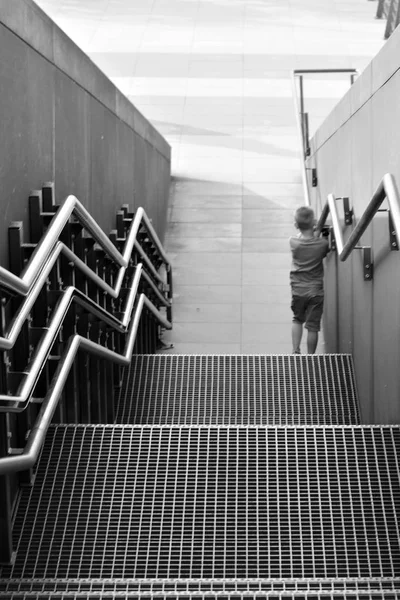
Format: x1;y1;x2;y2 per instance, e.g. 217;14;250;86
303;112;310;157
292;69;358;208
383;173;400;248
298;75;306;159
0;303;14;563
0;415;14;564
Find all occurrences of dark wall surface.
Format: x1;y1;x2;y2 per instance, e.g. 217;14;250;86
0;0;171;265
308;26;400;425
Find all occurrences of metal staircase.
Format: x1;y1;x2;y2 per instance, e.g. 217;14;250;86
1;354;399;598
0;186;399;600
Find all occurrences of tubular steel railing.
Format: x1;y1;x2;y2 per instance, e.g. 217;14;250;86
377;0;392;19
0;286;169;475
0;186;172;478
0;193;171;298
377;0;400;38
316;173;400;272
292;69;358;206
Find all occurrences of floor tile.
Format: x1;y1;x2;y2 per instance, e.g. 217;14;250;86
172;285;242;305
242;322;292;345
188;62;244;78
174;165;243;184
172;253;241;285
163;322;241;344
167;222;242;238
243;164;302;182
242;266;288;286
166;236;241;253
170;208;242;223
242;285;291;305
172;179;242;196
242;237;291;253
242;211;294;227
173;303;241;323
242;196;297;211
183;113;243;127
242;183;304;205
242;252;292;269
172;195;242;209
242;303;290;323
242;221;294;239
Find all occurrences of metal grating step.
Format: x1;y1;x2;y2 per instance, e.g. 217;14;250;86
116;355;359;426
2;424;399;581
1;578;400;596
0;592;399;600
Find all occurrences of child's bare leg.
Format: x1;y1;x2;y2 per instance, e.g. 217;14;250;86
307;330;318;354
292;322;303;353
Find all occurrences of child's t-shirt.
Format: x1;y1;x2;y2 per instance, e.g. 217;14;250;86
290;235;329;297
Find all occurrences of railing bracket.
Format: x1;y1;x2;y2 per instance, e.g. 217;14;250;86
306;167;318;187
342;197;353;225
312;168;318;187
363;247;373;280
388;211;399;250
330;227;336;252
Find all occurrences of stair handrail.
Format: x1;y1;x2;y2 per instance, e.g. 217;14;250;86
316;173;400;261
0;240;171;352
0;263;171;412
0;195;174;473
316;192;345;254
292;68;358;207
0;195;171;296
0;285;171;474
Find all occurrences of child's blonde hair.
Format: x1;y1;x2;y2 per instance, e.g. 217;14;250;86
294;206;315;231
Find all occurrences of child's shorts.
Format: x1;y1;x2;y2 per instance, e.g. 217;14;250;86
291;294;324;332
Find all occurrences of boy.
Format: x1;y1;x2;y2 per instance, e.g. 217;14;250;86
290;206;329;354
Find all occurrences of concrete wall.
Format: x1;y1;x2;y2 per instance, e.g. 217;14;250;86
308;27;400;425
0;0;171;265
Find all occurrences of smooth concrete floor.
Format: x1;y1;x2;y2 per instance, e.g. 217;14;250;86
36;0;385;353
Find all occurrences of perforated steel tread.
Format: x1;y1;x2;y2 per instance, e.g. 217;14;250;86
3;424;399;581
1;594;400;600
1;578;400;596
0;592;399;600
116;355;359;426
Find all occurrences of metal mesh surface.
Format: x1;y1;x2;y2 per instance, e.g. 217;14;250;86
116;355;359;426
3;424;399;581
1;578;400;595
0;593;399;600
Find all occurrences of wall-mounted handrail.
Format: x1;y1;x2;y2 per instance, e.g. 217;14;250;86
291;73;311;206
291;69;358;207
316;193;345;255
0;196;171;296
0;263;171;412
316;173;400;261
0;289;170;475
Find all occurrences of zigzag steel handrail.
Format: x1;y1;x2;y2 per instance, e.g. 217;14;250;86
0;290;170;474
0;263;171;412
316;173;400;260
0;196;171;296
0;240;171;351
